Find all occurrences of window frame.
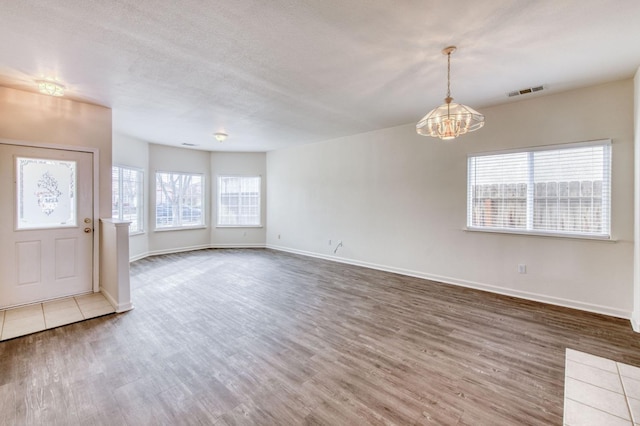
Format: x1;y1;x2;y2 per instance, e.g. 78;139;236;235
154;170;205;231
112;164;144;235
466;139;612;240
216;175;262;228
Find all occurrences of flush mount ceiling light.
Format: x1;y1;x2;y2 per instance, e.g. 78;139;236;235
36;79;65;97
214;132;228;143
416;46;484;140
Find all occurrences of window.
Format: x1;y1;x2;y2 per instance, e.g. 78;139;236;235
217;176;261;226
112;165;144;233
467;140;611;238
155;171;204;229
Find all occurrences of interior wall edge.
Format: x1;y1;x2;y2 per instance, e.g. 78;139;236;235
632;313;640;332
267;244;632;321
633;66;640;333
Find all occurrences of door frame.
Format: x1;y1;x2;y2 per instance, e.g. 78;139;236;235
0;138;101;293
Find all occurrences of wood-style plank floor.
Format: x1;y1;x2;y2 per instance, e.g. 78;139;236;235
1;248;639;425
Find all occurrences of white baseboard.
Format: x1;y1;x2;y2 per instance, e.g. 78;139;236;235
267;244;631;320
130;243;266;262
100;287;134;313
129;252;148;262
210;244;267;249
147;244;212;257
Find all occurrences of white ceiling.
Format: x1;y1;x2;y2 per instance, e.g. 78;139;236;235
1;1;640;152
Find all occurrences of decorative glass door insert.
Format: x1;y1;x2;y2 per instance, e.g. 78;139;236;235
16;157;77;230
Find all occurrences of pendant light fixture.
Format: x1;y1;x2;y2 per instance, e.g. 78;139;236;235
214;132;228;143
416;46;484;140
36;79;65;97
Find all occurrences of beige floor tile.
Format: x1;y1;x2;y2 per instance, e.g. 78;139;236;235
564;398;631;426
565;359;624;394
44;306;84;329
622;376;640;400
619;363;640;381
626;397;640;424
0;294;116;339
43;298;79;313
1;315;46;340
75;293;108;306
4;304;44;322
565;377;630;420
80;304;115;320
79;299;112;311
566;348;618;373
75;293;114;319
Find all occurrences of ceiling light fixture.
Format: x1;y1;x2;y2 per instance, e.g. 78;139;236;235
416;46;484;140
36;79;65;97
214;132;228;143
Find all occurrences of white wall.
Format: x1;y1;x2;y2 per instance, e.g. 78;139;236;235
0;86;112;218
113;133;150;260
211;152;267;247
266;79;635;318
112;138;267;258
148;144;212;255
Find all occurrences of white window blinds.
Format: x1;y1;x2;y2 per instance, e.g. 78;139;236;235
112;165;144;233
217;176;261;226
155;172;204;228
467;140;611;238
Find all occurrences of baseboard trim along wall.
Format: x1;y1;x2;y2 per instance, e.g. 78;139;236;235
266;244;631;321
100;287;134;313
128;243;631;322
130;244;267;263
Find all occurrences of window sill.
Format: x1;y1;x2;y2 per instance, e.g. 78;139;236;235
464;227;616;242
215;225;263;229
154;225;207;232
129;231;145;236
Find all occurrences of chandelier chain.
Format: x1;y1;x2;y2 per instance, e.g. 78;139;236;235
446;51;451;99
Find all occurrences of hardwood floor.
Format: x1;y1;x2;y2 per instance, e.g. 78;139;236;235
1;248;639;425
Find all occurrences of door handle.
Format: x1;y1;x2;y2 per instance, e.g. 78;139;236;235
84;228;92;233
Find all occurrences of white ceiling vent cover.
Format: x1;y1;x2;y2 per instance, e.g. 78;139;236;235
508;85;545;97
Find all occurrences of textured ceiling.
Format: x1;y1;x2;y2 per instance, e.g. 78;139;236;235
1;1;640;152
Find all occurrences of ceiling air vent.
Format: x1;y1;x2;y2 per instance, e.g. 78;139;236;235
181;143;197;147
508;85;545;97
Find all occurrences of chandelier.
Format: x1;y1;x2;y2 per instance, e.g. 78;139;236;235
416;46;484;140
36;80;65;97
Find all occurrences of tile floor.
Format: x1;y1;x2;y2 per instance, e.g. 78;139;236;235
565;348;640;425
0;292;115;341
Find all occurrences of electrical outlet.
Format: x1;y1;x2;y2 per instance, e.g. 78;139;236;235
277;234;281;239
518;264;527;274
328;239;332;245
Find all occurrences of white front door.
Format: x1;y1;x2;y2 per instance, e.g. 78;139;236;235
0;144;94;309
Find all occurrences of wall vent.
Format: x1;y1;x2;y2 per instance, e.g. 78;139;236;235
508;85;545;97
